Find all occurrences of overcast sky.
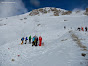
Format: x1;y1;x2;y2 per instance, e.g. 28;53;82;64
0;0;88;18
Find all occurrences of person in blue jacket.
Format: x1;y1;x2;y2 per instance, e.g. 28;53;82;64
25;37;28;44
21;37;24;44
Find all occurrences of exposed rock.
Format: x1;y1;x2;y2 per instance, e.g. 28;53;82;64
43;9;47;13
61;39;67;41
38;8;47;14
84;12;88;16
4;24;6;25
20;19;23;20
47;10;50;13
84;8;88;16
64;20;68;21
81;53;86;57
37;24;41;26
39;8;43;13
62;11;72;15
29;7;72;16
50;8;57;11
76;10;80;13
24;17;27;19
71;31;87;49
54;11;59;16
86;8;88;12
11;59;15;61
29;9;39;16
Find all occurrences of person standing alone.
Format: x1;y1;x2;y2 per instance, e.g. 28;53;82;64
39;36;42;46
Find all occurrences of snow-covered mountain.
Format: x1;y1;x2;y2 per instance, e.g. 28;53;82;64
29;7;72;16
29;7;88;16
0;7;88;66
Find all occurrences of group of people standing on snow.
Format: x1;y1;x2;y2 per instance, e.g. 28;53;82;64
77;27;87;31
21;35;42;46
64;26;88;32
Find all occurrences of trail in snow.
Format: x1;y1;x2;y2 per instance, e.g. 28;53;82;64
70;30;87;49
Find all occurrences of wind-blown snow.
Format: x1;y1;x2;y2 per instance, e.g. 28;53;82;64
0;10;88;66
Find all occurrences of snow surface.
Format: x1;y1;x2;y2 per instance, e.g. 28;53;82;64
0;10;88;66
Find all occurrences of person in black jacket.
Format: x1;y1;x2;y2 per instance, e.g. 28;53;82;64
35;35;38;46
77;27;80;31
85;27;87;31
64;26;66;29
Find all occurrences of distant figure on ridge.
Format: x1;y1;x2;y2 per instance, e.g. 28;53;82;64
77;27;81;31
64;26;66;29
85;27;87;31
81;27;84;31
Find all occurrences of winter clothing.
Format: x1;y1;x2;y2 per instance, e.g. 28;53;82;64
29;35;31;44
64;26;66;29
85;27;87;31
34;39;36;45
33;37;35;42
21;37;24;44
39;36;42;46
32;37;35;46
32;36;38;46
77;27;80;31
35;36;38;46
21;37;24;41
29;35;31;39
26;37;28;40
25;37;28;44
32;41;35;46
81;27;84;31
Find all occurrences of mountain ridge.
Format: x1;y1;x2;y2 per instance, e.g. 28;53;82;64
29;7;88;16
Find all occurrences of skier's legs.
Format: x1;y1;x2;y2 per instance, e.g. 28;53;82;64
29;39;31;44
35;41;37;46
25;40;27;44
21;41;23;45
39;41;41;46
32;41;35;46
36;41;38;46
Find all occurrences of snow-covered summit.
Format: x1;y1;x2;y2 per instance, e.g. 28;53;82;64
29;7;72;16
28;7;88;16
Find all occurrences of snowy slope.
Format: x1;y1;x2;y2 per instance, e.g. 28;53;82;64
0;8;88;66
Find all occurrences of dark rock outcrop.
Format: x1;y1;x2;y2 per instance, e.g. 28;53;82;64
84;8;88;16
62;11;72;15
86;8;88;12
29;7;72;16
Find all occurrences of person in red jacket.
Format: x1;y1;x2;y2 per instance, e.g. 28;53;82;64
39;36;42;46
81;27;84;31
